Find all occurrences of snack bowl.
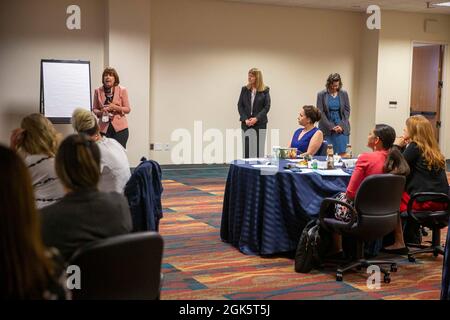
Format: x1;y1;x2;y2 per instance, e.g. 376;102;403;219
279;148;298;159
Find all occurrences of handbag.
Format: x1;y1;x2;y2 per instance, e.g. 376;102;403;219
295;219;332;273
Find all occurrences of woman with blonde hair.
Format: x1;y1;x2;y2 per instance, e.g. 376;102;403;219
386;115;448;251
10;114;64;209
71;108;131;193
237;68;271;158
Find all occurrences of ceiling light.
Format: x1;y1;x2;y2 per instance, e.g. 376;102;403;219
434;2;450;6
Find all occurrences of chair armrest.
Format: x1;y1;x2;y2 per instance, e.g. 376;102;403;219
319;198;358;229
407;192;450;222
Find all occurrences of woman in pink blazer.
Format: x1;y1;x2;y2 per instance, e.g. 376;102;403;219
93;67;131;148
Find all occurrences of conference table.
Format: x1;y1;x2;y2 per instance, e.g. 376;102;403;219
442;228;450;299
220;158;352;256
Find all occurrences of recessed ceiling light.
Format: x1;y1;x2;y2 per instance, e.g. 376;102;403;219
434;2;450;6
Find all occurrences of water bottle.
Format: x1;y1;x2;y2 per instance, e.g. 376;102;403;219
326;144;334;169
272;146;280;167
312;159;318;170
346;144;353;159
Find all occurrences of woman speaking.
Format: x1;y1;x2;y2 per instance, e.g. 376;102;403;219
237;68;271;158
93;67;131;148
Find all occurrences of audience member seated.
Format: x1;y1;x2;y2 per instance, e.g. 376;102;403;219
290;105;323;157
10;114;64;209
386;115;449;250
0;145;68;300
330;124;409;256
40;134;132;260
71;108;131;193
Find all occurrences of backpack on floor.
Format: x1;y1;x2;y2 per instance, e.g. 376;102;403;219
294;219;331;273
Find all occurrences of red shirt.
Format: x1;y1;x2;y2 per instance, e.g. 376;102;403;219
346;150;388;199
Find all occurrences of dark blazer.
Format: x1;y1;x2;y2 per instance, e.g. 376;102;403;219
401;142;449;201
40;189;132;260
238;86;271;127
316;89;351;136
125;158;163;232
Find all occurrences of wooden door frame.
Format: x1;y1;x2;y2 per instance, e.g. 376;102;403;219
409;40;448;153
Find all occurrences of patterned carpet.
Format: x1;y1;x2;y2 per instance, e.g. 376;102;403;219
159;166;447;300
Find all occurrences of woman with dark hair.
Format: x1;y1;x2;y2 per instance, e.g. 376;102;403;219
40;134;132;260
290;105;324;156
329;124;409;255
316;73;351;157
93;67;131;148
0;145;68;299
238;68;271;158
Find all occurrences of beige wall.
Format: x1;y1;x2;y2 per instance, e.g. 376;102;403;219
106;0;151;166
0;0;106;144
2;1;450;165
376;11;450;156
150;0;363;164
354;23;379;156
0;0;151;167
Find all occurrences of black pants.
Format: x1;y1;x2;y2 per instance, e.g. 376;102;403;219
241;125;267;159
106;125;129;149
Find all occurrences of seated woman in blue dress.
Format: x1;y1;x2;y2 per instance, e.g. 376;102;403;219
290;105;324;156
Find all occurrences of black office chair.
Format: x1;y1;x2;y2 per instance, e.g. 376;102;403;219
319;174;405;282
69;232;164;300
403;192;450;262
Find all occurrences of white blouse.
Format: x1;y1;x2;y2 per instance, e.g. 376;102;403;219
251;88;257;115
97;137;131;193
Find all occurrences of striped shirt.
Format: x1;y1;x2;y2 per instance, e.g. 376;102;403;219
25;154;65;209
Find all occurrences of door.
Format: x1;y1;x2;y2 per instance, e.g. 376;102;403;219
410;44;444;141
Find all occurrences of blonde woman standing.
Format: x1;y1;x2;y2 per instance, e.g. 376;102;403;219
238;68;271;158
10;114;64;209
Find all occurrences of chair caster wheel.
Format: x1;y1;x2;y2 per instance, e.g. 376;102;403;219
384;275;391;284
336;274;343;282
433;252;439;258
408;256;416;263
390;264;398;272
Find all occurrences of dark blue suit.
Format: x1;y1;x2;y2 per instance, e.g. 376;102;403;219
237;86;271;158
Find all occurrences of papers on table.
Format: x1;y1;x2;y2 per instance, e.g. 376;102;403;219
283;169;315;174
252;165;278;168
313;169;350;176
239;158;266;162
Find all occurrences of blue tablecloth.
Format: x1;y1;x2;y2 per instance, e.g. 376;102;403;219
220;159;351;255
442;220;450;300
